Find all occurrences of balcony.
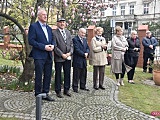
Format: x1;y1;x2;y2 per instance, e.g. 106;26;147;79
142;0;153;3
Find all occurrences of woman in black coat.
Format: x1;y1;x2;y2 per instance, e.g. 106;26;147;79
125;30;140;84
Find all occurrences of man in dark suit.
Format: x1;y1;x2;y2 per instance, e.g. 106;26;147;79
53;18;73;98
28;8;55;101
72;28;90;93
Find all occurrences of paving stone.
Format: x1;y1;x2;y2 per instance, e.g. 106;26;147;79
0;72;159;120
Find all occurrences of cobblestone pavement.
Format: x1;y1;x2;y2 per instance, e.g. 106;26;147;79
0;72;159;120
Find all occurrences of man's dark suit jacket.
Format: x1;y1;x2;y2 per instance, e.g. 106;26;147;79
53;29;73;62
142;36;158;54
72;35;90;68
28;21;55;59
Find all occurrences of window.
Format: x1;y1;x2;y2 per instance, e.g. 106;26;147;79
144;3;149;14
121;5;125;15
112;6;116;16
101;11;105;17
130;5;134;14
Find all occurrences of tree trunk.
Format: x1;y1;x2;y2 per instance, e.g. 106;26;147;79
0;13;35;82
19;57;34;82
0;0;45;83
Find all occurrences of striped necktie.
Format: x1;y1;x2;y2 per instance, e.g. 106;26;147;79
61;30;66;40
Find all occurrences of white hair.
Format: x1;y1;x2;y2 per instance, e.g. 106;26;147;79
79;28;86;33
131;30;137;35
37;8;46;16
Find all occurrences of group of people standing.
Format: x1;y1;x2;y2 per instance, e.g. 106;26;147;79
28;8;107;101
111;26;140;86
28;8;158;102
111;26;158;86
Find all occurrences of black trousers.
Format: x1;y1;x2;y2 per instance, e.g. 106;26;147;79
72;67;87;91
127;56;138;80
54;60;71;94
143;52;154;72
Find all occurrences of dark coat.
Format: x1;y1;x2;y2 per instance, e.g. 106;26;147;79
28;21;55;59
72;35;90;68
142;36;158;54
124;37;140;66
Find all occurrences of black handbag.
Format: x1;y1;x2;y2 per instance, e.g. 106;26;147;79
124;51;134;67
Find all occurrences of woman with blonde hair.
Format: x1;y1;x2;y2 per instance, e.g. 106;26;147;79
89;27;108;90
111;26;128;86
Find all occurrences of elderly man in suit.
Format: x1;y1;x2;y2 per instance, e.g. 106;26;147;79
53;18;73;98
28;8;55;101
142;31;158;73
72;28;90;93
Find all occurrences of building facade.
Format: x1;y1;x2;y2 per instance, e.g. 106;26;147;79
96;0;159;31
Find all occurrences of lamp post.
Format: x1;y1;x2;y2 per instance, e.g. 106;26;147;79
36;93;46;120
110;19;115;37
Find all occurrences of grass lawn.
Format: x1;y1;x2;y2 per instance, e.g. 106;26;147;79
0;49;22;66
88;64;160;117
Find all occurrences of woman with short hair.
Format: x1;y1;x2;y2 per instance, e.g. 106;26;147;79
125;30;140;84
89;27;108;90
111;26;128;86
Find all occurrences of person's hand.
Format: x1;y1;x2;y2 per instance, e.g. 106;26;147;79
66;52;71;57
45;45;54;51
101;45;107;49
62;54;68;59
122;47;128;52
149;45;153;49
85;53;88;59
49;45;54;50
122;48;125;52
134;48;139;51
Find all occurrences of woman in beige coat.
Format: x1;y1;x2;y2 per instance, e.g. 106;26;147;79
89;27;108;90
111;26;128;86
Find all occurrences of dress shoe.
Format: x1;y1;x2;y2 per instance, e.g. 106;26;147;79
99;86;105;90
80;88;90;91
143;69;147;73
63;92;71;97
94;87;99;90
128;80;135;84
73;89;78;93
56;93;64;98
120;78;124;86
42;95;55;101
131;80;135;84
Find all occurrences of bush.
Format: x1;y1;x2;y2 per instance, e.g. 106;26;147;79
1;48;21;60
0;65;20;77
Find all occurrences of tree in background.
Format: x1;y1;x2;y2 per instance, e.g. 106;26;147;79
55;0;111;34
0;0;53;83
0;0;114;84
